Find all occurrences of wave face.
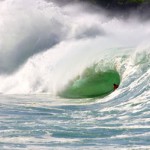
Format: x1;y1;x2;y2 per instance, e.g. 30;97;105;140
0;0;149;99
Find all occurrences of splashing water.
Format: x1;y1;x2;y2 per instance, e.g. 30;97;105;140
0;0;150;149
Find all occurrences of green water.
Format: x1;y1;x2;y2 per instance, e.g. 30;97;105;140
59;69;121;98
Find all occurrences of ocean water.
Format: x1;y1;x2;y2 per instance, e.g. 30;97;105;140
0;0;150;149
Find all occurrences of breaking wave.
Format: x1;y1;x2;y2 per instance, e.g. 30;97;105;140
0;0;149;101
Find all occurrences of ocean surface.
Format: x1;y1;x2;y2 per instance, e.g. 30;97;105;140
0;0;150;149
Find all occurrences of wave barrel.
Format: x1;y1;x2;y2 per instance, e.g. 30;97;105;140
59;69;121;99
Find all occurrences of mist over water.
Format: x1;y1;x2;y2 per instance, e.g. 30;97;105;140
0;1;150;149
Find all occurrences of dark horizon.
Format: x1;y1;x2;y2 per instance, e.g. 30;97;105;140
48;0;150;19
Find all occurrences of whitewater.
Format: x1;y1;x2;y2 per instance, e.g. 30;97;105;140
0;0;150;149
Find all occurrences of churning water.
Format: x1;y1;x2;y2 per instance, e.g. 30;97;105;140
0;0;150;149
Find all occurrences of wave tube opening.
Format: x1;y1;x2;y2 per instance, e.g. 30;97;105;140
59;65;121;99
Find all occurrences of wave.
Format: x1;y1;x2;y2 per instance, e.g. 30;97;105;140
0;0;149;101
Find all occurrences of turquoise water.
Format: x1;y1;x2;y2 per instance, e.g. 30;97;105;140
0;0;150;149
59;69;120;98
